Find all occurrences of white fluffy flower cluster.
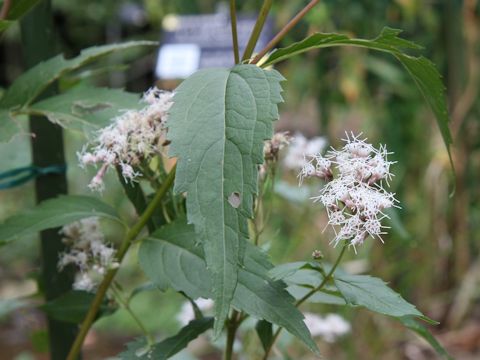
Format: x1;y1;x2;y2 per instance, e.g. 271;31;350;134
58;217;119;292
79;88;174;191
263;131;291;162
283;132;327;171
176;298;214;326
300;133;398;249
260;132;291;180
304;312;351;342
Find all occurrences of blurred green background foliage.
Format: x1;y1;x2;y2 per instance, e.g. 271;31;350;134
1;0;479;359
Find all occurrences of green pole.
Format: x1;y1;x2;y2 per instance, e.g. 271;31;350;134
20;1;78;359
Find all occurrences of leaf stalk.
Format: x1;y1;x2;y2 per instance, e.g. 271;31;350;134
224;310;240;360
230;0;240;63
242;0;273;61
252;0;320;65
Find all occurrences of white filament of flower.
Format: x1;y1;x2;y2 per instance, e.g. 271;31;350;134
78;88;174;191
299;132;398;250
58;217;119;292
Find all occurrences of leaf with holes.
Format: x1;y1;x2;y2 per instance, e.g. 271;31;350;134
24;86;142;132
167;64;284;335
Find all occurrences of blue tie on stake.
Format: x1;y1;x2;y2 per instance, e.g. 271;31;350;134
0;164;67;190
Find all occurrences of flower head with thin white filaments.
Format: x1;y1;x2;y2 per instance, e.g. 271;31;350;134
299;132;398;250
78;88;174;191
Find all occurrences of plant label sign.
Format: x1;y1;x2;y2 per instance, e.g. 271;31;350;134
155;12;273;79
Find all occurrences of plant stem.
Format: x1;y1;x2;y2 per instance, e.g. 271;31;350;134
229;0;240;64
224;310;240;360
66;165;177;360
242;0;273;61
116;167;155;233
252;0;320;65
262;242;348;360
297;242;348;307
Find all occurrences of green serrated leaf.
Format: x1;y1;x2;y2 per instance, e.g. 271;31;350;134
269;261;322;283
400;316;452;360
119;317;214;360
0;41;156;109
262;27;419;67
0;195;123;245
167;64;284;335
262;27;452;166
270;262;346;305
0;41;156;143
393;53;452;160
40;290;115;323
24;86;142;132
334;273;436;324
269;261;313;281
139;220;319;355
139;221;205;297
288;285;347;305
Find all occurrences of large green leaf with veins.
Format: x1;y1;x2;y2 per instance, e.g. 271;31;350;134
0;195;123;245
167;64;284;335
24;85;142;132
139;220;319;355
334;273;436;324
0;41;156;109
0;41;156;143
